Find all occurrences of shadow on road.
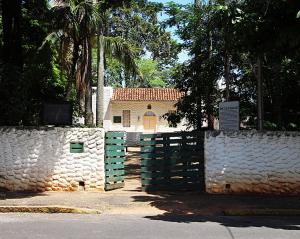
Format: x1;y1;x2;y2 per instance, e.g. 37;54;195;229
125;146;300;230
131;192;300;230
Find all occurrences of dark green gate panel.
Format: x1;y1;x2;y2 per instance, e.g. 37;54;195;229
105;132;125;191
140;131;205;192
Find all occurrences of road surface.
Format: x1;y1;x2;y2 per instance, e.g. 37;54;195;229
0;214;299;239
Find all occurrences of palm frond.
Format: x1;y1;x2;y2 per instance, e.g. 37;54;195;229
73;0;100;37
104;36;143;80
39;32;62;50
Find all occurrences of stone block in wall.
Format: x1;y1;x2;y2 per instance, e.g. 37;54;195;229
205;131;300;195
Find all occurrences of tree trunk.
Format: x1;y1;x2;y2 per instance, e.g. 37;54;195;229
272;71;283;129
194;0;201;7
207;7;214;130
65;42;79;100
223;13;231;102
224;49;230;101
2;0;22;67
273;94;282;129
206;90;214;130
96;31;105;127
76;60;85;117
84;38;94;125
256;56;264;130
195;85;202;130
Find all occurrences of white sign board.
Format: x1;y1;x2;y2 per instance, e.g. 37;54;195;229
219;101;240;130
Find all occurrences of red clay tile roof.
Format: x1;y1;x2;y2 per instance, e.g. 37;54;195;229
112;88;183;101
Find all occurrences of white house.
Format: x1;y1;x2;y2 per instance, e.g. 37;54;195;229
93;87;188;134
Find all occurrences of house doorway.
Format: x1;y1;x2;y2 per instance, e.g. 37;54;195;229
143;111;157;131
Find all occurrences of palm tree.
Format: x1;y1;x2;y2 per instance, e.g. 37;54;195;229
95;1;141;127
47;0;141;126
46;0;98;125
96;34;141;127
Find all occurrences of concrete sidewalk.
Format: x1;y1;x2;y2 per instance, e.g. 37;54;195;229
1;189;300;216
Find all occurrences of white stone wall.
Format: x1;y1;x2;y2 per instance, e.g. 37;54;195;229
106;101;188;133
0;127;105;192
205;131;300;194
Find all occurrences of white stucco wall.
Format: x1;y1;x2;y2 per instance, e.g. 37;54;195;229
88;87;189;133
105;101;188;133
92;86;113;128
103;87;114;130
0;127;105;192
205;131;300;194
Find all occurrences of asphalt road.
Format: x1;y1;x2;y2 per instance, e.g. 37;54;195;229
0;214;300;239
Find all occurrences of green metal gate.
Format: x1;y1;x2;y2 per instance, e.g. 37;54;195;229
140;131;205;192
105;132;126;190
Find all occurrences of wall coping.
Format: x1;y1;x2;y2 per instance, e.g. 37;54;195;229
0;126;104;132
205;130;300;138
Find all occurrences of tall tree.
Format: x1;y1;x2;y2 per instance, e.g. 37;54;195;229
94;0;178;126
48;0;99;125
166;0;300;130
1;0;64;125
95;1;142;127
50;0;140;126
2;0;22;67
104;1;180;86
194;0;201;8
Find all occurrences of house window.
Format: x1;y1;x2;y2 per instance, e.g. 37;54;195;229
113;116;122;123
147;104;152;109
123;110;131;127
144;111;156;116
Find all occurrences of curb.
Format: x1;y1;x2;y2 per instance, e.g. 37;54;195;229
0;206;101;214
223;209;300;216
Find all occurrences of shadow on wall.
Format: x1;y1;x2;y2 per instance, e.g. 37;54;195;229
0;191;47;200
0;127;104;192
131;192;300;230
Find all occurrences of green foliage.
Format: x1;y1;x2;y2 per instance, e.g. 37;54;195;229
166;0;300;131
104;36;141;80
3;0;298;130
109;0;175;62
105;0;180;85
0;0;67;126
105;58;175;88
137;59;165;87
1;0;179;126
